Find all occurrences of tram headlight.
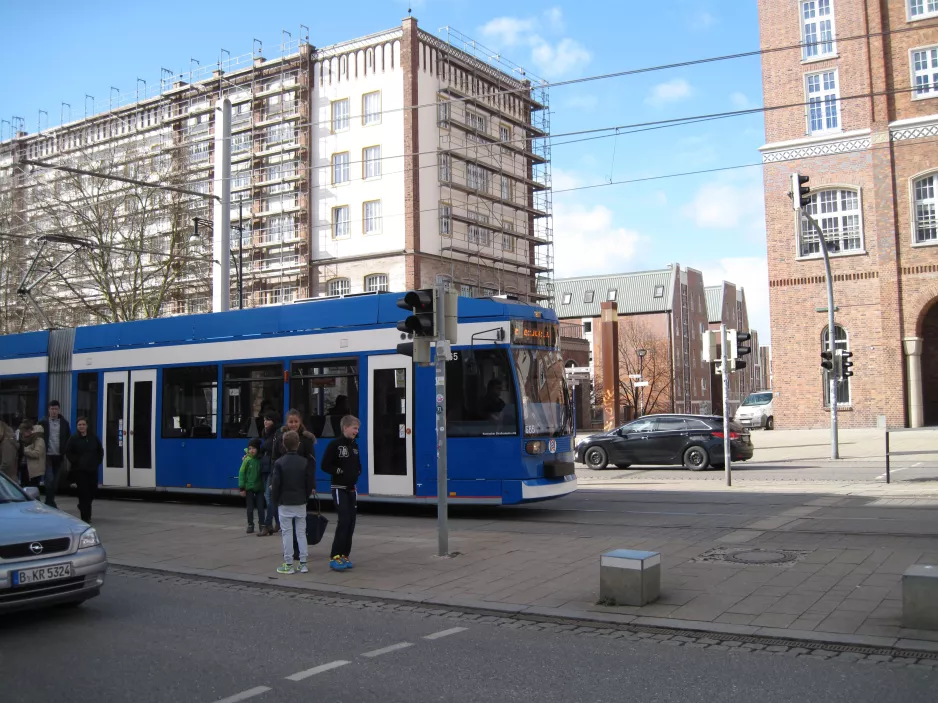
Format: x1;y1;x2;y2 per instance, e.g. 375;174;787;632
525;440;546;455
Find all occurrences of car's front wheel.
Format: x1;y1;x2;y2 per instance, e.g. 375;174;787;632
683;445;710;471
583;446;609;470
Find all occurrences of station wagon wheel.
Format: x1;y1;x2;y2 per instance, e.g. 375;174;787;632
584;446;609;470
765;416;774;431
683;445;709;471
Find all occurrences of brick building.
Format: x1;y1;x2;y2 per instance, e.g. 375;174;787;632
705;283;761;415
759;0;938;428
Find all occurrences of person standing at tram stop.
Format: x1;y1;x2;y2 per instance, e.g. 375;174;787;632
65;417;104;523
0;419;18;482
270;430;315;574
39;400;71;508
19;420;46;488
321;415;362;572
272;409;316;560
258;411;280;536
239;439;265;534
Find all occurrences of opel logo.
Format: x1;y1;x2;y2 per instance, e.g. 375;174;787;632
29;542;43;555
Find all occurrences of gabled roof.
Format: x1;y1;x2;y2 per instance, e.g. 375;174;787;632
705;286;724;324
554;268;675;319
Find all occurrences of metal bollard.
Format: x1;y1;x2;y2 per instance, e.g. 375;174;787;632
885;430;890;484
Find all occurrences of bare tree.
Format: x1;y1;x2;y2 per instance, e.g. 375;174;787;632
617;318;672;417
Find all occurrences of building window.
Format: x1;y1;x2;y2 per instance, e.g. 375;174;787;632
562;292;572;305
460;284;474;297
466;111;488;135
801;0;835;60
363;146;381;179
266;123;293;145
584;290;595;303
909;0;938;20
654;285;665;298
365;274;389;292
439;203;452;236
362;91;381;125
583;320;592;333
467;163;488;191
499;125;511;143
231;132;252;154
332;206;350;239
439;153;451;182
162;365;218;438
328;278;351;297
806;70;839;134
363;200;382;234
821;325;850;407
468;211;491;247
912;47;938;99
332;152;350;184
607;289;618;301
799;188;862;256
222;364;283;438
331;99;349;131
501;222;515;252
500;175;511;201
914;174;938;243
437;99;451;126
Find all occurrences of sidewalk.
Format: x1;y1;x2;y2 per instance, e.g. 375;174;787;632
65;482;938;653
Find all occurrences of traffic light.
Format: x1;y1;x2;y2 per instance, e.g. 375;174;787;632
790;173;811;210
820;350;834;372
701;330;717;364
727;329;752;372
396;289;436;338
397;338;432;363
837;350;854;378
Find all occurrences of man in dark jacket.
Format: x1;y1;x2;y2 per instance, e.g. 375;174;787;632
321;415;361;572
39;400;71;508
270;430;315;574
64;417;103;523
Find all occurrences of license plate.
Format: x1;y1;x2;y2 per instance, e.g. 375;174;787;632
12;563;72;586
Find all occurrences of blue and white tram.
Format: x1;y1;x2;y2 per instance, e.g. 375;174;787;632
0;294;576;505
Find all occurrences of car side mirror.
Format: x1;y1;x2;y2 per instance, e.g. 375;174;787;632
23;486;40;501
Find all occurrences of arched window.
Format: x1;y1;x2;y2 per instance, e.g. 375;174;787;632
799;188;863;257
821;324;850;406
364;274;388;293
913;173;938;243
327;278;350;297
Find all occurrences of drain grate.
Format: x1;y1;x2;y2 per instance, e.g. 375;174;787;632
693;546;813;567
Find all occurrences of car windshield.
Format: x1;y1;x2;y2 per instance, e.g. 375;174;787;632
742;392;773;407
0;474;28;503
512;349;571;437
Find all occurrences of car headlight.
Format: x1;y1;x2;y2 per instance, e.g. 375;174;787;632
78;527;100;549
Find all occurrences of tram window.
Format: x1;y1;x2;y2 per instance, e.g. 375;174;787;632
0;376;39;428
222;363;283;438
76;373;99;438
162;365;218;439
445;349;518;437
290;360;359;438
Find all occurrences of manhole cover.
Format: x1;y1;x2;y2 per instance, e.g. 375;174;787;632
724;549;793;565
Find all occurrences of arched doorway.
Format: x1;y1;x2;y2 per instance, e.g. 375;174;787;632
923;302;938;426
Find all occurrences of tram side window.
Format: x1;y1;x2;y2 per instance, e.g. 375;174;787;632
0;377;39;428
290;360;359;438
445;349;518;437
162;366;218;439
76;373;99;438
222;363;283;438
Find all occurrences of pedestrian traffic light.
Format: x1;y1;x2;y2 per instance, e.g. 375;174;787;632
820;350;834;372
837;350;854;378
790;173;811;210
396;289;436;338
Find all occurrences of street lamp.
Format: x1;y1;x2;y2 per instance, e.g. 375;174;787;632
636;348;647;418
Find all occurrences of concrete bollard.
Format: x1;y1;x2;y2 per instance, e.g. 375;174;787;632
600;549;660;606
903;564;938;630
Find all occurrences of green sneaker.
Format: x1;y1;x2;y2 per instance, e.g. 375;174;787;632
277;562;295;575
298;563;309;574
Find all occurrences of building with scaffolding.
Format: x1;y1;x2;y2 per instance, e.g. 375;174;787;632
0;17;552;332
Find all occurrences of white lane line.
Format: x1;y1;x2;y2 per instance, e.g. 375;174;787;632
361;642;414;658
213;686;271;703
423;627;468;640
286;660;350;681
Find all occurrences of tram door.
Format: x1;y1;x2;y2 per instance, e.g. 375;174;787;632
367;355;414;496
101;369;157;488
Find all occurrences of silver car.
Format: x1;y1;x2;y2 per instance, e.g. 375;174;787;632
0;472;107;613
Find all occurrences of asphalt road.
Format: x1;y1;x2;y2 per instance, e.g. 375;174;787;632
1;571;935;703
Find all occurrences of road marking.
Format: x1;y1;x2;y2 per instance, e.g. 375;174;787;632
285;660;350;681
361;642;413;658
214;686;271;703
423;627;468;640
877;467;915;480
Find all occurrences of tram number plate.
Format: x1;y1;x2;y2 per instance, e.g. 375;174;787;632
13;563;72;586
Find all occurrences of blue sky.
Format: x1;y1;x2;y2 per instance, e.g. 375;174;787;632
0;0;769;339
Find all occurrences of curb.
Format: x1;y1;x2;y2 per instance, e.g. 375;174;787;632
110;560;938;656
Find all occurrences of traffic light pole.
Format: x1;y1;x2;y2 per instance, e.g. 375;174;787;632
434;282;449;558
720;323;732;486
803;210;840;460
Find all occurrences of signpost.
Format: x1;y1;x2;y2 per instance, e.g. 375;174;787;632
565;367;591;445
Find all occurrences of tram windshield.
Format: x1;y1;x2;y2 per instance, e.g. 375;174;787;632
512;349;571;438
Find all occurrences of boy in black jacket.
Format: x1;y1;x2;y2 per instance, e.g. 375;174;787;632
321;415;361;572
270;430;315;575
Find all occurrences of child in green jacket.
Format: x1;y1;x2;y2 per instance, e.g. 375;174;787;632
239;439;266;534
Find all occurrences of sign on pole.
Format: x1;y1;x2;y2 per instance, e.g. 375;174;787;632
633;381;649;387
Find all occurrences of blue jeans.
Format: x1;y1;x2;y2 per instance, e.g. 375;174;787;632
44;455;64;506
263;472;275;527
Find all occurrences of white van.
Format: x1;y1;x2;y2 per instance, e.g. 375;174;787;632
734;391;774;430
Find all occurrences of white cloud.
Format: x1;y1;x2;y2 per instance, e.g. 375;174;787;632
565;93;599;110
693;11;716;29
681;179;765;238
553;200;642;278
730;92;752;109
480;12;590;79
552;167;584;192
645;79;694;107
699;257;771;343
